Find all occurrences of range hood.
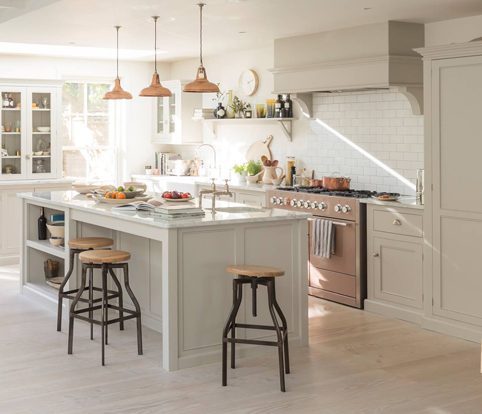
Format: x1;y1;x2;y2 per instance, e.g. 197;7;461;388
270;21;424;115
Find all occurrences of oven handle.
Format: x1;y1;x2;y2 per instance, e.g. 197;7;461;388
307;218;350;227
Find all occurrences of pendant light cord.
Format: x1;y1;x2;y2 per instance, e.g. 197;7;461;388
198;2;204;66
115;25;121;79
153;16;159;73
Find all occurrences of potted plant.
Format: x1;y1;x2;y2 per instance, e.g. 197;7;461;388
230;96;247;118
232;163;247;184
245;160;263;184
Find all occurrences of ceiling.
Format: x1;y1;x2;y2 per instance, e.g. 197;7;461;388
0;0;482;61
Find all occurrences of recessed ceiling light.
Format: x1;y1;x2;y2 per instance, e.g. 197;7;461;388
238;31;247;34
169;17;176;22
363;7;372;10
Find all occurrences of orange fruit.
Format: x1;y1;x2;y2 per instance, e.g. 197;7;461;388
116;192;126;199
105;192;113;199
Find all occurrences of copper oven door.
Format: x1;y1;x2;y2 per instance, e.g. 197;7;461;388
309;219;356;276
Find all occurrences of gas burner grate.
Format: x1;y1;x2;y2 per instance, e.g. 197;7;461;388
275;186;375;198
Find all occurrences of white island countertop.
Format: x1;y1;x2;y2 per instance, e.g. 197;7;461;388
18;191;309;228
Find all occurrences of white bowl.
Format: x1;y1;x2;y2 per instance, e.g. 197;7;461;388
49;237;64;247
37;127;51;132
46;223;64;238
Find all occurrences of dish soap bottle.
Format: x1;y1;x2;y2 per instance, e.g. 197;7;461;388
38;207;47;240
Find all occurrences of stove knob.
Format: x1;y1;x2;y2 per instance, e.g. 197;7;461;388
303;200;311;209
290;199;297;207
310;201;318;209
270;196;278;205
276;197;284;205
318;202;327;211
296;199;304;208
334;204;343;213
342;205;352;214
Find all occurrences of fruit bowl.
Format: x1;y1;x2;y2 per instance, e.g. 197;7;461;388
161;191;193;202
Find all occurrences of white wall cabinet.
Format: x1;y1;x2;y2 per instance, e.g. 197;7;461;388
0;80;62;180
415;40;482;342
365;204;424;324
152;80;202;144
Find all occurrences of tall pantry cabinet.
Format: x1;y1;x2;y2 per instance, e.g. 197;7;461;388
418;40;482;341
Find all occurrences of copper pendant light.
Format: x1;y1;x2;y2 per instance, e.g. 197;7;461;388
184;3;219;93
140;16;172;97
103;26;133;100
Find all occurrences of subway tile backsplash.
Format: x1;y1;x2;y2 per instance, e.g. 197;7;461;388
295;90;424;195
169;89;423;196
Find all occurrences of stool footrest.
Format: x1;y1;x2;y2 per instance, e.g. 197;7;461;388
224;338;280;347
62;292;119;302
73;313;138;326
234;323;286;331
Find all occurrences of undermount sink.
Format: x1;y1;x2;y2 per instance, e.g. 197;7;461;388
214;206;264;214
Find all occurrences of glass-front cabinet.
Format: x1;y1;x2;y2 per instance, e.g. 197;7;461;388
0;81;61;180
152;80;202;144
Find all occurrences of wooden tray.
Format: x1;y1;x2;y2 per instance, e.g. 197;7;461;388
94;195;151;205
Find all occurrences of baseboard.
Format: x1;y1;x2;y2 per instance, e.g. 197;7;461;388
0;254;19;266
364;299;424;325
422;317;482;343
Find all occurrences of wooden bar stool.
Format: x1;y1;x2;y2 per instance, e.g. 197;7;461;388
68;249;143;366
57;237;123;340
222;265;290;392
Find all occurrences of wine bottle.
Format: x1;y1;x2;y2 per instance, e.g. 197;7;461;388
274;94;283;118
285;94;293;118
38;207;47;240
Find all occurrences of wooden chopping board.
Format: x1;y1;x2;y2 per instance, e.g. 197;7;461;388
245;135;273;162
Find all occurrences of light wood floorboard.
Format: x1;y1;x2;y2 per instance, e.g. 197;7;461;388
1;265;481;413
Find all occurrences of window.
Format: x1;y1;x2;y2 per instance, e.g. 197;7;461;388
61;82;117;181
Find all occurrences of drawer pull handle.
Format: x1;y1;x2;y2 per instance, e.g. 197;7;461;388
392;219;402;226
373;252;379;257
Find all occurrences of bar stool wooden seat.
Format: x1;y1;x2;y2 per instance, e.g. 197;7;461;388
68;249;143;366
57;237;119;336
223;264;290;392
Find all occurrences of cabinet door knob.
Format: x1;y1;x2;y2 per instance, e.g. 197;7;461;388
392;219;402;226
373;252;380;257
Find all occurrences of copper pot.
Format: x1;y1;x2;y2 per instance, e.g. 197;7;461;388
307;178;323;187
322;176;351;190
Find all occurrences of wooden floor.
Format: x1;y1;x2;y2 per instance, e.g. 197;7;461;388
1;265;482;414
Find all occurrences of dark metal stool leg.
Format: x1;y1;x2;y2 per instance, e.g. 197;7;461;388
231;279;243;369
123;264;143;355
58;249;76;331
109;268;124;331
101;264;108;365
89;267;94;340
222;279;243;386
267;279;286;392
272;283;290;374
103;264;109;346
68;264;87;355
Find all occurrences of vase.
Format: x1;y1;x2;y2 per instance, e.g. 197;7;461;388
214;103;226;119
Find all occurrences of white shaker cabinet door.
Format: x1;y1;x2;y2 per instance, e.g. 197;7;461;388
431;54;482;326
372;237;423;309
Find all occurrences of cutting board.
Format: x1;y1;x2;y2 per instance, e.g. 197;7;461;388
245;135;273;162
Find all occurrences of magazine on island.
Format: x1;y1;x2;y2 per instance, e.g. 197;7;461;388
113;199;205;218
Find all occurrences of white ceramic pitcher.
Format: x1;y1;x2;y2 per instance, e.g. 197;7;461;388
262;166;284;184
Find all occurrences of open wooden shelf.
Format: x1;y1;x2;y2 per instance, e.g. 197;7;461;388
197;117;295;140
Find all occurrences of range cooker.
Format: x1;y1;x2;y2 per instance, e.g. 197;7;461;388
267;186;371;308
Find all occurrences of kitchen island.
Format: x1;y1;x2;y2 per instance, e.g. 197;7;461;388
18;191;309;371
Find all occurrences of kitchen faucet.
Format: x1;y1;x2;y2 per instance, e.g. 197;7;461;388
198;178;233;215
195;143;217;175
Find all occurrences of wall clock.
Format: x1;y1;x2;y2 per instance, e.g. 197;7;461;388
239;69;259;96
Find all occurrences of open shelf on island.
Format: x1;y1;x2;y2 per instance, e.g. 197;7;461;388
32;108;50;111
2;132;20;135
198;117;295;140
26;239;66;259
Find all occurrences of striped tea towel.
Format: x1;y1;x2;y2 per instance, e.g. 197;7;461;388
312;218;335;258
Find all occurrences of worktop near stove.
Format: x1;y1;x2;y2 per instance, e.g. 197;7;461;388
18;191;309;371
